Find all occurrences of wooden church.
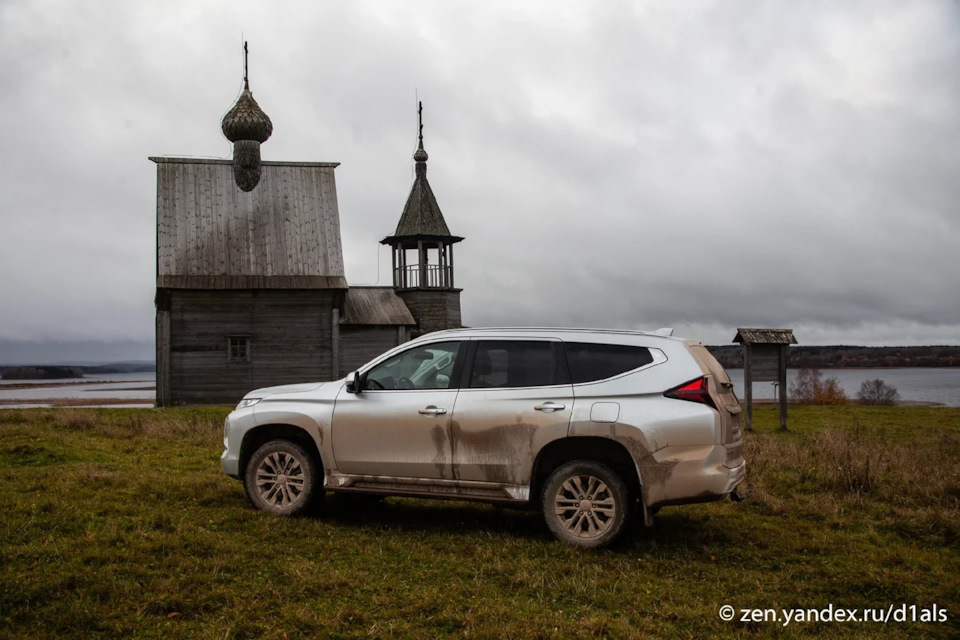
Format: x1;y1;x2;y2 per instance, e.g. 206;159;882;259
152;50;463;406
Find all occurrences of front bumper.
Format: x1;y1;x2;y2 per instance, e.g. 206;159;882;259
220;408;258;479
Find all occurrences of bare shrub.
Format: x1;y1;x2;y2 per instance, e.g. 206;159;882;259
857;378;900;405
789;368;848;404
789;368;819;403
816;378;848;405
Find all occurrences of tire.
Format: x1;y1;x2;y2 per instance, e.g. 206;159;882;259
244;440;322;516
542;460;632;548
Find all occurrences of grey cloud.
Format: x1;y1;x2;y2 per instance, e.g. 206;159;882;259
0;0;957;352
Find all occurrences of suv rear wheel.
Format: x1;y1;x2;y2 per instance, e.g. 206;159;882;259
542;460;632;548
244;440;322;516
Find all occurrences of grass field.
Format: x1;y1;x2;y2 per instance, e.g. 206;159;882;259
1;406;958;639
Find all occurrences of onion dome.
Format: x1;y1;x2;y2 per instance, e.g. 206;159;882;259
413;138;428;163
221;84;273;144
221;42;272;192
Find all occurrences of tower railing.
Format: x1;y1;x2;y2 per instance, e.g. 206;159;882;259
394;264;452;289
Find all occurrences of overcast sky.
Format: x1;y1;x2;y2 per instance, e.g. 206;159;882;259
1;0;958;360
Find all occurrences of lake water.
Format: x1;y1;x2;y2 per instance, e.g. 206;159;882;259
0;372;155;408
727;368;960;407
0;368;958;408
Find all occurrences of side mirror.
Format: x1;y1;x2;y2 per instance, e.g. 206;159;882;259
345;371;361;394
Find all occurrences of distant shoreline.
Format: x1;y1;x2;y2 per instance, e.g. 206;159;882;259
708;345;960;369
0;380;154;391
0;397;156;407
0;364;156;380
749;398;944;407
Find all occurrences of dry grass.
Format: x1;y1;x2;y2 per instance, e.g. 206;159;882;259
1;406;958;639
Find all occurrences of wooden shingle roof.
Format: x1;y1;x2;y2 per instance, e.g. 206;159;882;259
152;158;346;289
392;166;453;238
341;287;416;325
733;328;798;344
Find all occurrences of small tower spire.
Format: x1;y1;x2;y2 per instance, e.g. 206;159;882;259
413;101;429;167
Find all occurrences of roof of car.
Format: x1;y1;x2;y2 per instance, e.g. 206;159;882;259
423;327;688;341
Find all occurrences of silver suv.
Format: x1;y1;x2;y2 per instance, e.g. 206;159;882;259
221;327;746;548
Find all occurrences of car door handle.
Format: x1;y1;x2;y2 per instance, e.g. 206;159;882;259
534;402;566;412
418;405;447;416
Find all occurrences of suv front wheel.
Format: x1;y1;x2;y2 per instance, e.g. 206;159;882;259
244;440;322;516
542;460;632;548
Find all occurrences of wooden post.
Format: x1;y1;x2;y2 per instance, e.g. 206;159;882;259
417;240;427;289
743;343;753;432
779;345;788;431
449;244;455;288
441;243;448;287
331;307;340;379
390;245;397;288
156;304;171;408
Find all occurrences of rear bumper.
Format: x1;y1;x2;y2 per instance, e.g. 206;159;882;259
640;444;746;508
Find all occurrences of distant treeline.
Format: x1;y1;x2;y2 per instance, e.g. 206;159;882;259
1;366;85;380
706;345;960;369
0;362;156;380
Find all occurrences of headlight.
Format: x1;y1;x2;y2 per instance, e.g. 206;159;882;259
236;397;261;410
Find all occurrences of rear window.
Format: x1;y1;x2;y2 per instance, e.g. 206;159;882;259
563;342;654;384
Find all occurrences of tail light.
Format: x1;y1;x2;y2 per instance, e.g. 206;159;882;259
664;376;716;409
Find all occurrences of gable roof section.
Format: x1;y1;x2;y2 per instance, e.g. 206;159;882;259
152;157;347;289
341;287;416;325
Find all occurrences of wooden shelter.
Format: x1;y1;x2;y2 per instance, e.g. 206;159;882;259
733;328;797;431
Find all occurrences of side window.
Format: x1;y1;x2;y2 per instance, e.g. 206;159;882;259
227;336;250;363
563;342;654;384
469;340;568;388
365;341;460;391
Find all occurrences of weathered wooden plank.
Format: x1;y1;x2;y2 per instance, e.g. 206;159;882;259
166;290;337;405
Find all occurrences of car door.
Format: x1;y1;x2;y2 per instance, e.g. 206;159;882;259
331;340;464;479
447;339;573;485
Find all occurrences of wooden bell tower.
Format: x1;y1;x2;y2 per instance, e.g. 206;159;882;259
381;103;463;336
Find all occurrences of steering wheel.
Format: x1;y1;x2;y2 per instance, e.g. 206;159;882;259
398;377;415;390
366;378;385;390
